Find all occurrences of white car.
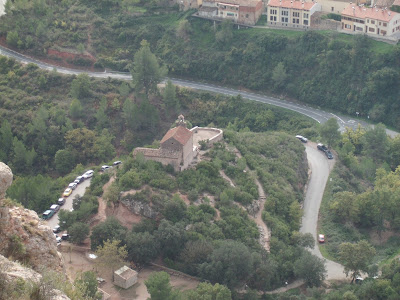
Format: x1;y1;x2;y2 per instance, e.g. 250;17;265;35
101;165;111;171
54;234;62;243
295;135;308;143
68;182;77;190
50;204;60;212
82;170;94;179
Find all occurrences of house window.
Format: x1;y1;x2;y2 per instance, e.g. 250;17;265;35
246;14;249;18
345;24;351;29
304;20;308;25
281;17;288;22
382;30;386;35
293;12;299;17
356;27;363;31
304;13;309;18
369;27;375;32
371;20;375;24
383;22;387;27
227;12;234;16
331;7;334;11
281;10;288;16
379;22;381;26
367;19;369;23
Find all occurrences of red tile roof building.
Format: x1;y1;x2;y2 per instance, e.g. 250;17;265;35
267;0;322;28
341;4;400;36
198;0;263;25
133;116;195;172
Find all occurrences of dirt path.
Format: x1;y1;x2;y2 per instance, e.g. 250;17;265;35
90;176;115;227
223;147;271;252
219;170;235;187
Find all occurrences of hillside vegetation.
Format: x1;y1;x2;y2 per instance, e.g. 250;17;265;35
1;0;400;129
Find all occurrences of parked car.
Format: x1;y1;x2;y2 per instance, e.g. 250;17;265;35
82;170;94;179
325;150;334;159
53;225;61;233
355;277;364;284
317;143;328;152
61;233;70;241
113;161;122;166
63;188;72;197
58;198;65;206
54;234;62;243
318;234;325;243
295;135;308;143
75;176;84;183
50;204;60;212
42;210;55;220
101;165;111;171
68;182;77;190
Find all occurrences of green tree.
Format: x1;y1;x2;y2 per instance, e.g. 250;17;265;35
54;149;75;175
271;62;287;90
74;271;100;300
185;282;232;300
90;217;127;250
103;182;120;204
93;129;116;162
145;272;182;300
362;123;389;163
95;239;128;282
320;117;341;148
163;80;179;112
126;231;159;264
65;128;96;164
155;219;186;259
69;99;83;119
329;191;359;224
131;40;164;96
69;222;90;245
0;120;13;162
95;97;109;130
339;240;376;283
122;98;138;130
6;31;19;48
293;250;326;287
216;20;233;45
163;194;187;223
12;137;36;174
70;73;91;99
199;240;254;288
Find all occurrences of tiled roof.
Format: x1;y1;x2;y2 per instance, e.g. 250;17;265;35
268;0;317;10
342;4;398;21
203;0;261;6
394;0;400;6
161;126;193;146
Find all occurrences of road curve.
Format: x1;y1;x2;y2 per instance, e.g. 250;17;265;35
0;44;394;136
300;142;346;280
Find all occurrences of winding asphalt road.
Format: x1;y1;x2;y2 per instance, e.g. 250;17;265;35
2;44;398;137
300;143;345;280
0;44;398;282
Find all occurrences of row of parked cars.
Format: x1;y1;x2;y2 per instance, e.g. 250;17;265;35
295;135;334;160
42;170;94;220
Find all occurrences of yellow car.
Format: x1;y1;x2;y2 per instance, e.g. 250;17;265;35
63;188;72;197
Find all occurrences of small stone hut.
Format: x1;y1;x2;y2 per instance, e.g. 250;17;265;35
133;115;195;172
114;265;138;289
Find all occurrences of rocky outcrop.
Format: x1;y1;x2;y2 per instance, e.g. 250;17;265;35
0;254;71;300
0;162;12;200
120;194;159;219
0;162;64;273
0;206;64;272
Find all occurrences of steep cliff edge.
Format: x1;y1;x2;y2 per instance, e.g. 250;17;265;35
0;162;70;299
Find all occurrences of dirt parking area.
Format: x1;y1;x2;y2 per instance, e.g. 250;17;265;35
61;247;199;300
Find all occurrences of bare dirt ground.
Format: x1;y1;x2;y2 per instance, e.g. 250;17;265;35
61;248;199;300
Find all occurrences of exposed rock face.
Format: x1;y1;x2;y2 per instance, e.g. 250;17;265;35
0;254;71;300
0;162;13;200
120;194;159;219
0;162;64;273
0;206;64;273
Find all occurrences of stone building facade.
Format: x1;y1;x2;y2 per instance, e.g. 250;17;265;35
114;266;138;289
133;116;196;172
